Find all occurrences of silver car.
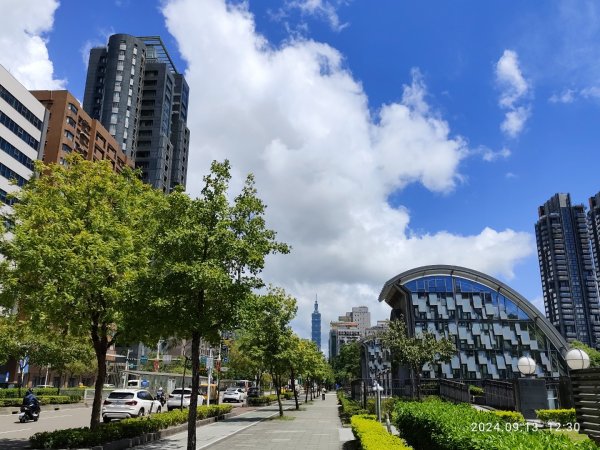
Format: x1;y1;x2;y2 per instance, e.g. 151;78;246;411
166;388;204;411
102;389;162;423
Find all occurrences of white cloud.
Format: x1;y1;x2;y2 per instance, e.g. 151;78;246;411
505;172;517;179
0;0;65;89
162;0;534;345
495;50;531;138
283;0;348;32
476;146;511;162
80;27;115;67
549;89;576;103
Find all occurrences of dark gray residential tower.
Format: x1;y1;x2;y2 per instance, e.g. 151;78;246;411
83;34;190;192
535;193;600;349
589;192;600;304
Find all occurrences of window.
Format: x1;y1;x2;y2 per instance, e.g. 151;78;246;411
0;84;44;130
66;116;76;128
0;136;34;170
110;114;118;124
64;130;74;140
68;103;78;114
109;124;116;135
62;143;72;153
113;92;120;102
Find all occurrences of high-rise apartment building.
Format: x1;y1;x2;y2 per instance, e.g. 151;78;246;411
328;321;360;361
311;298;321;351
83;34;189;192
338;306;371;337
31;90;132;172
535;193;600;348
0;64;47;218
589;192;600;293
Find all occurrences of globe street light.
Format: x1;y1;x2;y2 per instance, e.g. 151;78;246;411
517;356;537;376
565;348;591;371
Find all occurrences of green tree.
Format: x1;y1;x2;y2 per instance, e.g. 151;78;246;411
240;287;297;416
569;340;600;368
381;317;455;399
0;155;164;428
331;341;361;386
141;161;288;449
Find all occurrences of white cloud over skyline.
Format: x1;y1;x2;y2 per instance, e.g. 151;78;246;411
495;50;531;138
0;0;65;89
162;0;534;345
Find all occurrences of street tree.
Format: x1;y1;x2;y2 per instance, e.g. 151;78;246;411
380;317;455;399
331;341;361;386
139;160;289;450
0;155;165;428
240;287;297;417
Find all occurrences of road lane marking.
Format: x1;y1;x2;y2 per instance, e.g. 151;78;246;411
44;414;73;420
0;427;31;434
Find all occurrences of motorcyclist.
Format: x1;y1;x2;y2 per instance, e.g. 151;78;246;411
156;386;166;405
22;388;40;415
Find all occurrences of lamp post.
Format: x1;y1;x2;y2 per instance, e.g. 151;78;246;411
565;349;590;371
517;356;537;377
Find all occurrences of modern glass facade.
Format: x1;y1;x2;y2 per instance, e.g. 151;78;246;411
379;266;570;380
311;300;321;351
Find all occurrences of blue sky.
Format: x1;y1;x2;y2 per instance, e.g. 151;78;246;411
2;0;600;349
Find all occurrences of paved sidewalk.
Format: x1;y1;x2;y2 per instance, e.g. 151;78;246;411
137;393;351;449
208;393;348;450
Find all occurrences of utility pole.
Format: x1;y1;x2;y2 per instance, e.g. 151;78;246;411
207;347;213;406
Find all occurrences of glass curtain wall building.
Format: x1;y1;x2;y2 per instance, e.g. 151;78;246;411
378;265;570;380
311;299;321;351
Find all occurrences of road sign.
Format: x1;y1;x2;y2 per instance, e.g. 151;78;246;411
140;355;148;364
141;379;150;388
162;355;172;364
223;357;228;363
153;360;159;372
200;356;207;365
206;357;213;369
220;367;229;372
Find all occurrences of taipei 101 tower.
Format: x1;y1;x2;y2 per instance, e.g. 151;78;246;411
311;296;322;351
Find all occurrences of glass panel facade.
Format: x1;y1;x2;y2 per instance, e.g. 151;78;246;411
402;275;566;379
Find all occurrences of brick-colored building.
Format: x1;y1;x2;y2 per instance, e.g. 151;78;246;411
31;90;132;172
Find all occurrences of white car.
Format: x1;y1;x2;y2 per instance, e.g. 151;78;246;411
102;389;162;423
166;388;204;411
222;387;246;403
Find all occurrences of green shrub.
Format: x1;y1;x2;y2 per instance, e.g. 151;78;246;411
29;404;232;449
337;392;368;423
469;385;484;396
493;410;525;424
536;408;577;426
0;387;86;399
393;398;598;450
0;395;81;407
248;394;277;406
365;397;398;416
282;391;294;400
351;414;412;449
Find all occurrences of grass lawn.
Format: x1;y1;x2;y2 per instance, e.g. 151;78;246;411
545;428;593;444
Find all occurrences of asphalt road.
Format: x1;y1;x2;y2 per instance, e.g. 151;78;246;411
0;396;249;449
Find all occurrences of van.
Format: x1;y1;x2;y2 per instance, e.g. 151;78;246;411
127;380;142;388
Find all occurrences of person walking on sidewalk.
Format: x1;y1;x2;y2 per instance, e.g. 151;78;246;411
321;387;326;400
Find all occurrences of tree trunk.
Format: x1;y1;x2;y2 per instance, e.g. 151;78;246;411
273;372;283;416
57;370;63;395
90;341;107;430
290;367;299;410
305;379;309;403
187;330;201;450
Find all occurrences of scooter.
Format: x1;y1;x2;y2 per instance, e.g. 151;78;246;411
19;405;40;423
156;392;166;407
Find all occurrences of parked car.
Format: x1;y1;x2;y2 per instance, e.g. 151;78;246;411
247;387;263;398
223;387;246;403
166;388;204;411
101;389;161;423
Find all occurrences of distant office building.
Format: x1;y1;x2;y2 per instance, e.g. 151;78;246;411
0;64;47;217
365;320;389;337
31;90;132;172
338;306;371;337
329;321;360;361
83;34;190;192
535;193;600;348
311;298;321;351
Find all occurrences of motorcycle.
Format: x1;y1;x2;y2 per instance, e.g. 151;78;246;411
19;405;40;423
156;392;166;407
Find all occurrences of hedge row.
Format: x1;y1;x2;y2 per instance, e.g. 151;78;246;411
0;387;85;398
393;398;598;450
351;414;412;450
337;391;368;424
0;395;82;407
492;410;525;424
366;397;399;417
248;394;278;406
469;385;484;396
536;409;577;426
29;404;232;449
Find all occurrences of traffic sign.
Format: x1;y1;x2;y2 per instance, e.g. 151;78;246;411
140;355;148;364
153;360;159;372
206;357;213;369
220;367;229;372
141;379;150;388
